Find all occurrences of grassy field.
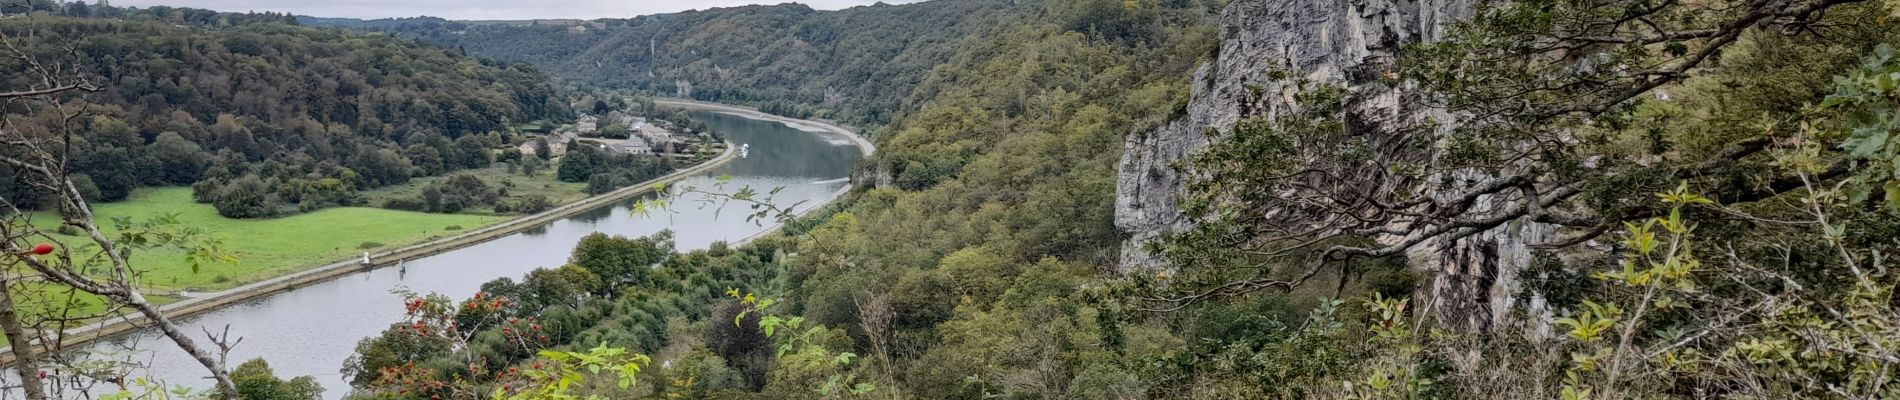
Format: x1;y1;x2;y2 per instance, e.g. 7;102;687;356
359;163;593;214
26;188;506;293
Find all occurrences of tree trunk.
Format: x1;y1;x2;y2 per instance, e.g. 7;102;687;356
123;290;240;399
0;272;48;400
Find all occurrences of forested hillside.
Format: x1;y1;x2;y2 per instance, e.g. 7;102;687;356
300;1;1029;124
9;0;1900;398
331;0;1900;399
337;0;1227;398
0;6;571;217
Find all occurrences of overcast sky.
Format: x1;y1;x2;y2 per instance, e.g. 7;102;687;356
108;0;920;21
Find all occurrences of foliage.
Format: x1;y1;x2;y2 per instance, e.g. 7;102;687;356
0;9;571;216
730;290;876;398
231;359;323;400
491;344;651;400
556;142;674;194
570;231;674;290
1832;44;1900;209
344;229;788;399
304;1;1034;126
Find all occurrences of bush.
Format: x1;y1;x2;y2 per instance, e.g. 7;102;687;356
381;196;428;212
232;358;322;400
213;175;278;219
514;195;553;214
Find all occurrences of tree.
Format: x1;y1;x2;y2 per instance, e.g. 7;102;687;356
556;143;598;182
519;155;544;177
498;147;523;163
1140;0;1877;330
74;145;137;201
599;123;631;139
149;132;208;185
707;302;771;390
516;265;601;310
450;135;494;170
534;137;553;161
213;175;276;218
0;11;572;215
569;231;674;290
231;359;322;400
0;37;244;397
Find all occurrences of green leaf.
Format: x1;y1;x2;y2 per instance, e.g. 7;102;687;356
1884;181;1900;210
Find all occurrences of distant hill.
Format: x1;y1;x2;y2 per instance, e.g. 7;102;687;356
0;5;573;216
293;15;452;29
301;1;1032;124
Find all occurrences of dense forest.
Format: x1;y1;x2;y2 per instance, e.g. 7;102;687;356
336;0;1226;398
329;0;1900;399
0;3;572;218
6;0;1900;399
299;1;1031;125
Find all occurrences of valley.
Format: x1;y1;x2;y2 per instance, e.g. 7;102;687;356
3;0;1900;399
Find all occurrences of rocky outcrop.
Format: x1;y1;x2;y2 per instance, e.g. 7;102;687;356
1118;0;1552;332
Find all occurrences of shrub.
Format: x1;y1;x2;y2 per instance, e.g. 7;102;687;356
381;196;427;212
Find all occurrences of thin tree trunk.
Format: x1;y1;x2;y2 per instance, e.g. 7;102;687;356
124;291;239;398
59;174;242;399
0;272;48;400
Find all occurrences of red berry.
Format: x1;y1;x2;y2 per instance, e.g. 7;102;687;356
30;243;54;255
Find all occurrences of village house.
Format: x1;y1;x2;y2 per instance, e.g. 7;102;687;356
608;137;652;155
517;139;566;157
637;122;675;150
575;114;599;134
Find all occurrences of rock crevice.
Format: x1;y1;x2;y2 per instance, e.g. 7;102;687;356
1117;0;1549;332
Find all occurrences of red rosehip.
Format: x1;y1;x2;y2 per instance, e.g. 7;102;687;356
30;243;54;255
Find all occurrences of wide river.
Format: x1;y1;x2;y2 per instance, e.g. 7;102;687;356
84;110;864;397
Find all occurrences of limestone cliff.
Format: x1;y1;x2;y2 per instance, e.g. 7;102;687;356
1116;0;1551;332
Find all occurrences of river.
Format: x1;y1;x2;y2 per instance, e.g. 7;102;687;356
74;109;865;398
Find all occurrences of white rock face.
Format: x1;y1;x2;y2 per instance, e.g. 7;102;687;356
1117;0;1549;332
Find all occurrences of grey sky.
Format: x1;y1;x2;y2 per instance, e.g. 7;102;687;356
108;1;920;21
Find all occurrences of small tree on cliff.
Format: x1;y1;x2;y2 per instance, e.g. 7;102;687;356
1138;0;1880;326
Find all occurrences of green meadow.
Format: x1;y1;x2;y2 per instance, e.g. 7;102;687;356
357;163;593;213
25;188;506;293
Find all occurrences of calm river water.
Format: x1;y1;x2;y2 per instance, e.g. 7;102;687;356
79;111;863;397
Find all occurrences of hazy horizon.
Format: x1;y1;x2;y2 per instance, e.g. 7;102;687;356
106;0;923;21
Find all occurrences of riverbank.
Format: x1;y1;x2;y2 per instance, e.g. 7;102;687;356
653;99;876;245
0;141;740;362
654;98;877;156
